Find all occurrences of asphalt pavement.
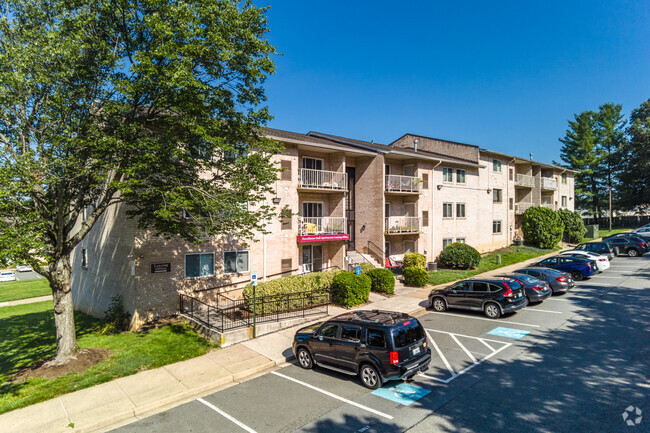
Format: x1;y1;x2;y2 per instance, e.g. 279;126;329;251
110;254;650;433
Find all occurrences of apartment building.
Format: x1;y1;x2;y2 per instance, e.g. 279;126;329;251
71;128;575;325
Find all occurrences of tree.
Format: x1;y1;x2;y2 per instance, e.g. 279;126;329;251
556;208;587;244
0;0;280;363
620;98;650;212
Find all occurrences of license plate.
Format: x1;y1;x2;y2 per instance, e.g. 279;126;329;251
412;347;421;356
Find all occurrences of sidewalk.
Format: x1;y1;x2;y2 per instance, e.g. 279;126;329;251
0;295;52;308
0;247;565;433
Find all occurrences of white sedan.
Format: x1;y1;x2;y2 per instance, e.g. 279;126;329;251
560;250;610;272
0;271;16;282
15;264;33;272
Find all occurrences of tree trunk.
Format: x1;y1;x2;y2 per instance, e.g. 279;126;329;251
50;255;78;364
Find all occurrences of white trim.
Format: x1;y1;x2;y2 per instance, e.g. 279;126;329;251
492;158;502;172
222;250;249;275
442;166;454;183
301;156;324;170
184;252;216;279
301;201;324;218
492;220;502;234
455;202;466;218
442;202;453;218
456;168;466;184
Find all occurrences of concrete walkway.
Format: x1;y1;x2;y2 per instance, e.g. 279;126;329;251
0;295;52;308
0;248;566;433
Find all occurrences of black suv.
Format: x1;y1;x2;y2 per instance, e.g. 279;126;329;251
602;235;648;257
428;277;527;318
575;242;616;260
292;310;431;389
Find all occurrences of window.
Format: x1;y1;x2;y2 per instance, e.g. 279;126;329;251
561;196;567;207
302;157;323;170
509;198;514;210
302;202;323;218
185;253;215;279
341;326;361;341
442;167;453;182
318;324;339;338
562;173;567;184
224;142;248;160
81;248;88;269
405;202;416;217
280;160;292;181
391;320;425;348
472;282;489;292
493;159;502;172
405;240;415;253
456;238;466;244
456;203;466;218
385;164;390;175
451;281;471;291
493;220;502;234
493;189;502;203
443;202;453;218
456;169;466;184
281;258;292;273
443;238;453;248
385;202;390;217
367;329;386;348
422;210;429;227
223;251;249;274
422;173;429;189
509;167;514;181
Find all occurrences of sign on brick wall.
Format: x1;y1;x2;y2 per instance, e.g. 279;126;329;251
150;263;171;273
297;234;350;242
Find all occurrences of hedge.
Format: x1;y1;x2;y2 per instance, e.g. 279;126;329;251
557;208;587;243
522;206;564;249
438;243;481;270
403;252;426;269
331;271;371;307
403;266;428;287
358;263;375;274
366;268;395;294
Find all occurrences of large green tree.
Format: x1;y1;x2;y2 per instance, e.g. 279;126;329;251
0;0;280;363
619;99;650;212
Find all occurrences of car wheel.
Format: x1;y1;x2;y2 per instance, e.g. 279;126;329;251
359;363;382;389
525;295;531;305
628;248;639;257
484;303;501;319
570;271;584;281
297;347;313;369
432;297;447;312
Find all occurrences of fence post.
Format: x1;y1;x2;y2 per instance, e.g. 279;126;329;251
207;304;210;328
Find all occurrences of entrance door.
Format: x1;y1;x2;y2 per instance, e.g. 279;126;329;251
385;242;390;258
302;245;323;273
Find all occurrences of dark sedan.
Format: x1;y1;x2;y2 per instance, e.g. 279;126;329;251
498;273;552;303
513;267;575;293
530;256;596;281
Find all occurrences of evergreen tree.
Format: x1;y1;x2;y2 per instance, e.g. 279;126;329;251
620;99;650;212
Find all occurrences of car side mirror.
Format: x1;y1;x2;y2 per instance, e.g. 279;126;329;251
318;336;323;341
450;289;457;294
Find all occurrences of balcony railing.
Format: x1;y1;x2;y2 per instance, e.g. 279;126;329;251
385;216;420;234
385;175;421;193
541;203;556;210
299;168;347;191
541;177;557;190
298;217;347;236
515;173;534;188
515;202;535;215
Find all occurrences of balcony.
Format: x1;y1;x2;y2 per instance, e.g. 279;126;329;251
385;216;421;235
541;177;557;190
298;217;347;239
541;203;556;210
298;168;347;192
515;173;534;188
385;175;421;194
515;202;535;215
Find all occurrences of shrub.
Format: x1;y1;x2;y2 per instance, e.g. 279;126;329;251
403;266;429;287
331;271;371;307
357;262;375;274
97;295;131;334
366;268;395;294
438;243;481;270
557;208;587;243
403;252;426;269
522;206;564;249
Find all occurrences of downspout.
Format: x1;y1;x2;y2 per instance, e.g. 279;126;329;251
431;160;442;262
508;158;516;243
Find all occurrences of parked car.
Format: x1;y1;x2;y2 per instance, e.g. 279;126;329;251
634;227;650;236
635;223;650;230
293;310;431;389
513;267;575;293
428;277;527;319
529;256;596;281
603;232;650;246
497;273;552;304
15;264;33;272
574;242;616;260
0;271;16;282
559;250;610;272
602;236;647;257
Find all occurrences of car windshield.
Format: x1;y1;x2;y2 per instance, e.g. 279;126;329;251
507;274;536;284
391;320;425;348
1;272;13;276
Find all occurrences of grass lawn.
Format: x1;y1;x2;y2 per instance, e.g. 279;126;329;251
583;228;633;242
0;278;51;303
428;245;558;286
0;301;216;415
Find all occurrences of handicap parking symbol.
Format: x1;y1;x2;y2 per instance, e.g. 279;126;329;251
371;382;431;406
487;327;530;339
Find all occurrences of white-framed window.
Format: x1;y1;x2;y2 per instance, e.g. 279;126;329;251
509;198;514;210
562;173;567;184
185;252;215;279
493;189;502;203
302;157;324;170
442;167;453;182
422;210;429;227
443;202;453;218
302;202;323;218
81;248;88;269
405;240;415;253
562;196;567;207
493;159;502;172
224;142;248;160
456;203;466;218
422;173;429;190
442;238;453;248
493;220;502;234
223;250;249;275
456;169;466;184
456;238;466;244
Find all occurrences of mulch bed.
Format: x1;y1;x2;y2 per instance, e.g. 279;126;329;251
13;347;113;382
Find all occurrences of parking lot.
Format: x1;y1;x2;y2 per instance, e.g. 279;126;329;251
112;255;649;433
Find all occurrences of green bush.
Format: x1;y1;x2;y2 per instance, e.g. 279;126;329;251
403;252;426;269
366;268;395;294
438;243;481;270
522;206;564;249
357;263;375;274
403;266;429;287
331;271;371;307
97;295;131;334
557;208;587;243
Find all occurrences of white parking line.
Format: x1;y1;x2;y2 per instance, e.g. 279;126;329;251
478;338;495;352
592;275;628;278
270;371;394;420
197;398;258;433
428;311;541;328
523;308;562;314
450;334;477;363
426;330;457;379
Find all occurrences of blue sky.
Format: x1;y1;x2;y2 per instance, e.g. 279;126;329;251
259;0;649;164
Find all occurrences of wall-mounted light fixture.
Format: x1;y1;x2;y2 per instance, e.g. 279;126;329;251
436;185;443;190
272;197;281;205
487;189;492;194
360;224;366;233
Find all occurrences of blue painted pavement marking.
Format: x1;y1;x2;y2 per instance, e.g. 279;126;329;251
487;327;530;339
371;383;431;406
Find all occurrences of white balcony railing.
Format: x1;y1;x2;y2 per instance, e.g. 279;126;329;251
541;203;556;210
385;216;421;234
299;168;347;190
385;175;421;193
515;202;535;215
298;217;347;236
541;177;557;190
515;173;535;188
